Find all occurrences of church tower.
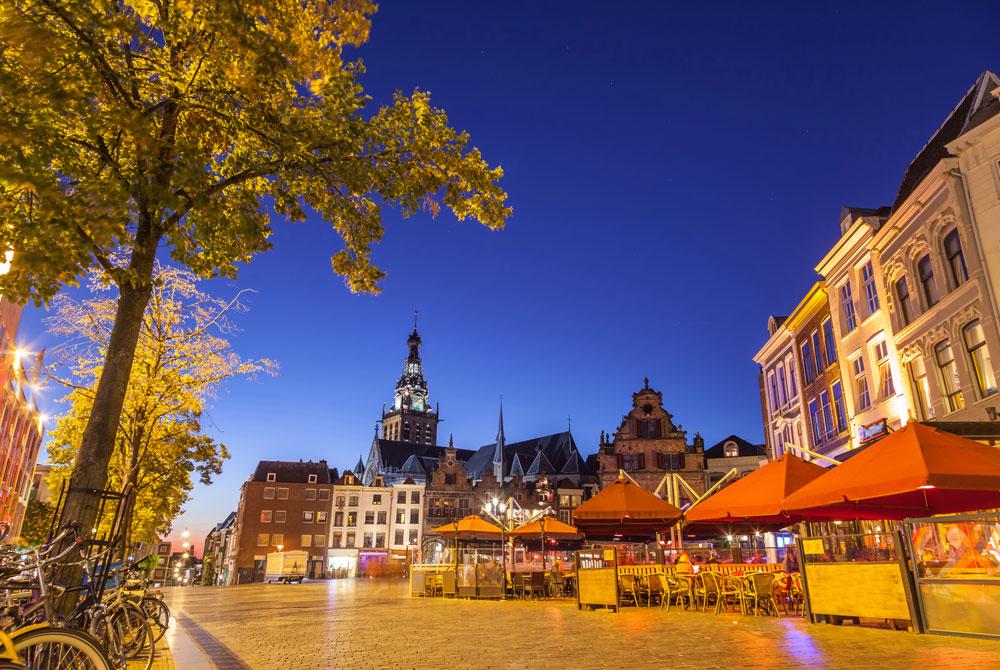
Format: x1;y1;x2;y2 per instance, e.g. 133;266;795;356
381;316;439;445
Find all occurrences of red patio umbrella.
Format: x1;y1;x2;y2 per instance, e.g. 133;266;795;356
782;422;1000;520
683;453;827;530
573;474;682;541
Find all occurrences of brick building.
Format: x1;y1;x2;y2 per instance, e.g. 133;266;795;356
0;296;44;542
229;460;335;584
597;378;706;504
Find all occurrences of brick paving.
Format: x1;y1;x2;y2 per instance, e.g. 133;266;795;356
161;580;1000;669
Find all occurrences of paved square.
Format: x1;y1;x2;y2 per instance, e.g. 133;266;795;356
163;580;1000;669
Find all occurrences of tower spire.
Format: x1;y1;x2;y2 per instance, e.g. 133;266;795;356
493;397;505;482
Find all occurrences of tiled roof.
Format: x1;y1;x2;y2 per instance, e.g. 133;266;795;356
251;460;332;483
703;435;766;459
373;440;475;471
466;431;593;478
892;70;1000;211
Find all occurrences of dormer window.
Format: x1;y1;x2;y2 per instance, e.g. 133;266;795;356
723;442;738;458
308;474;317;484
266;472;276;482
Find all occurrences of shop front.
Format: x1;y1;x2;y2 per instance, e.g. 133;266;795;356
327;549;358;578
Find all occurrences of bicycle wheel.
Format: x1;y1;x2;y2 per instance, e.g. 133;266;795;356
111;603;155;670
11;626;113;670
138;597;169;643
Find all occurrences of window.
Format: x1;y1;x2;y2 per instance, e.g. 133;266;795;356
396;509;406;524
274;510;286;523
909;357;933;420
659;453;685;470
375;533;386;548
266;472;276;482
395;530;404;545
776;363;788;406
785;354;797;398
873;340;895;399
410;491;420;504
638;419;660;438
301;534;312;548
808;400;822;444
372;494;382;505
334;511;344;526
831;381;847;432
397;491;406;504
861;261;879;314
410;509;419;524
853;356;870;411
276;488;289;500
348;496;359;507
259;510;272;523
257;533;269;547
363;533;374;548
943;230;968;288
444;474;456;485
303;511;314;523
346;512;357;527
935;340;965;412
723;442;739;458
840;282;857;331
271;533;283;547
801;340;815;383
767;370;779;411
409;529;418;545
314;534;325;547
307;474;317;484
364;511;375;524
964;320;998;398
918;255;939;307
318;489;330;501
895;277;913;326
263;487;275;500
819;390;835;438
305;489;316;500
317;511;328;523
332;531;342;547
345;532;355;548
335;496;345;508
822;319;837;365
812;330;825;372
377;511;387;525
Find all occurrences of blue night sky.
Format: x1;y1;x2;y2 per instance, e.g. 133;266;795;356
18;2;1000;547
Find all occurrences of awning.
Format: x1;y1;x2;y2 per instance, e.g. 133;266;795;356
783;422;1000;520
683;453;826;530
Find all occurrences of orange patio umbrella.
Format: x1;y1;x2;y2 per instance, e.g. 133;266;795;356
432;515;502;540
573;474;682;540
509;516;583;539
783;422;1000;520
684;453;827;529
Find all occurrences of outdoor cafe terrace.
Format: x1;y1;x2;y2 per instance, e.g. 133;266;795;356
409;423;1000;640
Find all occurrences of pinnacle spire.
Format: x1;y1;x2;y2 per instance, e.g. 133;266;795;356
493;397;505;481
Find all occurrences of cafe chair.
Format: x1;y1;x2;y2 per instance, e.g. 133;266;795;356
697;571;722;612
619;574;640;607
745;572;778;617
646;573;666;607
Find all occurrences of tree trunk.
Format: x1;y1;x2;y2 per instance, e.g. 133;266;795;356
56;223;160;611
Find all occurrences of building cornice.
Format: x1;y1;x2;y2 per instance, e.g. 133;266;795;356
815;220;871;279
784;282;829;333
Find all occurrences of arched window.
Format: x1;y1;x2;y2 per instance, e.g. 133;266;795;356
917;255;939;308
894;277;913;325
934;340;964;412
402;421;410;441
963;320;998;398
943;230;968;289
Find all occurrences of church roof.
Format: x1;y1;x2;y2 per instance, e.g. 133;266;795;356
466;431;593;479
373;439;476;471
526;450;556;477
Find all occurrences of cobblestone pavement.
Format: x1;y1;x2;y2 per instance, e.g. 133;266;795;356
162;580;1000;670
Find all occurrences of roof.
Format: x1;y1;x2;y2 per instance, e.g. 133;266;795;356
892;70;1000;211
251;460;332;484
465;431;593;479
704;435;766;459
372;440;476;471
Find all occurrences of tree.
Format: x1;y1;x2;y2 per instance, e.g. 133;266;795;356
0;1;510;552
200;555;215;586
18;498;55;547
44;263;274;544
